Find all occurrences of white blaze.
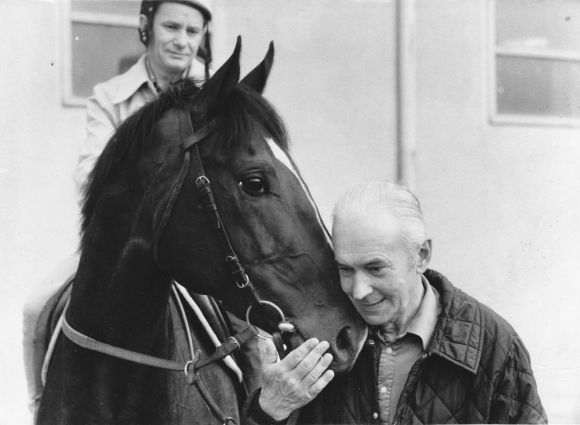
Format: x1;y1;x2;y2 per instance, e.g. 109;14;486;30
266;138;332;246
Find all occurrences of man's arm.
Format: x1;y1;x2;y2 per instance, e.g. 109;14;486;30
490;335;548;424
73;85;117;199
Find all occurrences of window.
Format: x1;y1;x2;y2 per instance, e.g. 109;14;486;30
491;0;580;125
61;0;143;106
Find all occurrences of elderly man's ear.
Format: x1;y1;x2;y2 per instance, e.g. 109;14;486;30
416;239;432;273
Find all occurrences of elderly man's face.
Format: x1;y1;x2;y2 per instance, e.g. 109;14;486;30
332;207;427;327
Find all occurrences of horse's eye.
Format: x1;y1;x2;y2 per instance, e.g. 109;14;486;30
239;176;267;195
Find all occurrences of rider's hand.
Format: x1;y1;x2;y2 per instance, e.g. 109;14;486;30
258;337;334;421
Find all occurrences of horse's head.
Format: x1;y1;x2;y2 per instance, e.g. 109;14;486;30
84;38;366;372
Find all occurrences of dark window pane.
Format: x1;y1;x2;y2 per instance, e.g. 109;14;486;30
496;56;580;118
71;23;143;98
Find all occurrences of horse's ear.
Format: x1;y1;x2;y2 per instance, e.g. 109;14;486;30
195;36;242;110
240;41;274;94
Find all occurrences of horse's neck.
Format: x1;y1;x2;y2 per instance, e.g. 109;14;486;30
68;233;171;350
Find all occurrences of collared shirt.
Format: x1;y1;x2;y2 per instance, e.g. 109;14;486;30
73;54;203;197
375;275;441;424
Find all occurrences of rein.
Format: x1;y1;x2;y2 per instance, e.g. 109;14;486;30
62;282;255;425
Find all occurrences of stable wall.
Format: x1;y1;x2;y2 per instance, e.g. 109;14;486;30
212;0;398;222
0;1;85;423
415;1;580;422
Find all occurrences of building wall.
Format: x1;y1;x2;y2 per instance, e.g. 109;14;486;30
0;1;85;422
415;1;580;422
212;0;398;221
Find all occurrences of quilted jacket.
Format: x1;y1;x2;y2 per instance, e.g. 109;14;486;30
297;269;548;424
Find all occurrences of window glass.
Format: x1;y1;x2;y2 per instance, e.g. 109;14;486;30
497;56;580;117
494;0;580;121
71;23;142;98
496;0;580;52
64;0;143;103
71;0;137;17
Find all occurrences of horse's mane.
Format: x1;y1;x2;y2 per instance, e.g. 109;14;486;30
80;78;289;242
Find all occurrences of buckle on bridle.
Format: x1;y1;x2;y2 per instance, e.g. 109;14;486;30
195;175;210;189
225;255;250;288
235;272;250;288
183;350;200;385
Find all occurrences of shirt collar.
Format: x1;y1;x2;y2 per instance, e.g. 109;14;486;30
405;274;441;350
112;54;152;105
112;54;202;104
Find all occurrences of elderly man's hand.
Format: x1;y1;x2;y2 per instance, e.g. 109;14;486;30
258;337;334;421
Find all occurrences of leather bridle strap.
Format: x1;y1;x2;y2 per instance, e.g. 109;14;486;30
61;283;257;425
177;110;262;302
175;110;298;355
61;290;258;375
62;313;185;371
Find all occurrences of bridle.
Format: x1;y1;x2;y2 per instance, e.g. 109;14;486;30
157;108;298;337
61;108;297;425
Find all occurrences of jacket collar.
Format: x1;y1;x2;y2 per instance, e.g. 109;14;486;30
424;269;484;375
112;54;201;104
112;54;152;105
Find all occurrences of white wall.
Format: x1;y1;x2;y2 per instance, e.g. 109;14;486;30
415;1;580;422
212;0;398;222
0;1;84;423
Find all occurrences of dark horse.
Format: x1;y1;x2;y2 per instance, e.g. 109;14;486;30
37;39;367;424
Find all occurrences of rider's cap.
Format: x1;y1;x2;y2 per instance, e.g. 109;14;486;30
140;0;212;23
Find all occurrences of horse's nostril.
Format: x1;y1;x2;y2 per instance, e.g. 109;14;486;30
336;325;352;352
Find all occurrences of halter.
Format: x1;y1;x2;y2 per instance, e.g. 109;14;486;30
62;107;297;425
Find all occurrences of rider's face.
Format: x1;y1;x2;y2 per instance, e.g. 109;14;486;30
146;2;206;76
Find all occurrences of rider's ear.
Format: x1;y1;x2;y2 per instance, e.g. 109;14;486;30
240;41;274;94
194;36;241;113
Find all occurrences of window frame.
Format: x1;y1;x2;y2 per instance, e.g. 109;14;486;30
488;0;580;127
60;0;139;107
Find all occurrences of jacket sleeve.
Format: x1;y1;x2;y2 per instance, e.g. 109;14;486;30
72;83;118;202
490;335;548;424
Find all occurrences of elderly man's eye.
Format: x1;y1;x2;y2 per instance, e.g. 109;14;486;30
338;266;353;275
367;266;386;275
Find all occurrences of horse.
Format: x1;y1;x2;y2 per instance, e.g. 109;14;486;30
37;38;367;425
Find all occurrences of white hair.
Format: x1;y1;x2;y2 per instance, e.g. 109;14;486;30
331;181;427;254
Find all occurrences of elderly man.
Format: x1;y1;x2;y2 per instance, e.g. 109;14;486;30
250;181;547;424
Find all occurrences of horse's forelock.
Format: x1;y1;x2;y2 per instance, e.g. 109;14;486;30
205;85;289;159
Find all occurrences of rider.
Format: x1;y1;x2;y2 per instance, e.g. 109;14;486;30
22;0;220;417
73;0;212;194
